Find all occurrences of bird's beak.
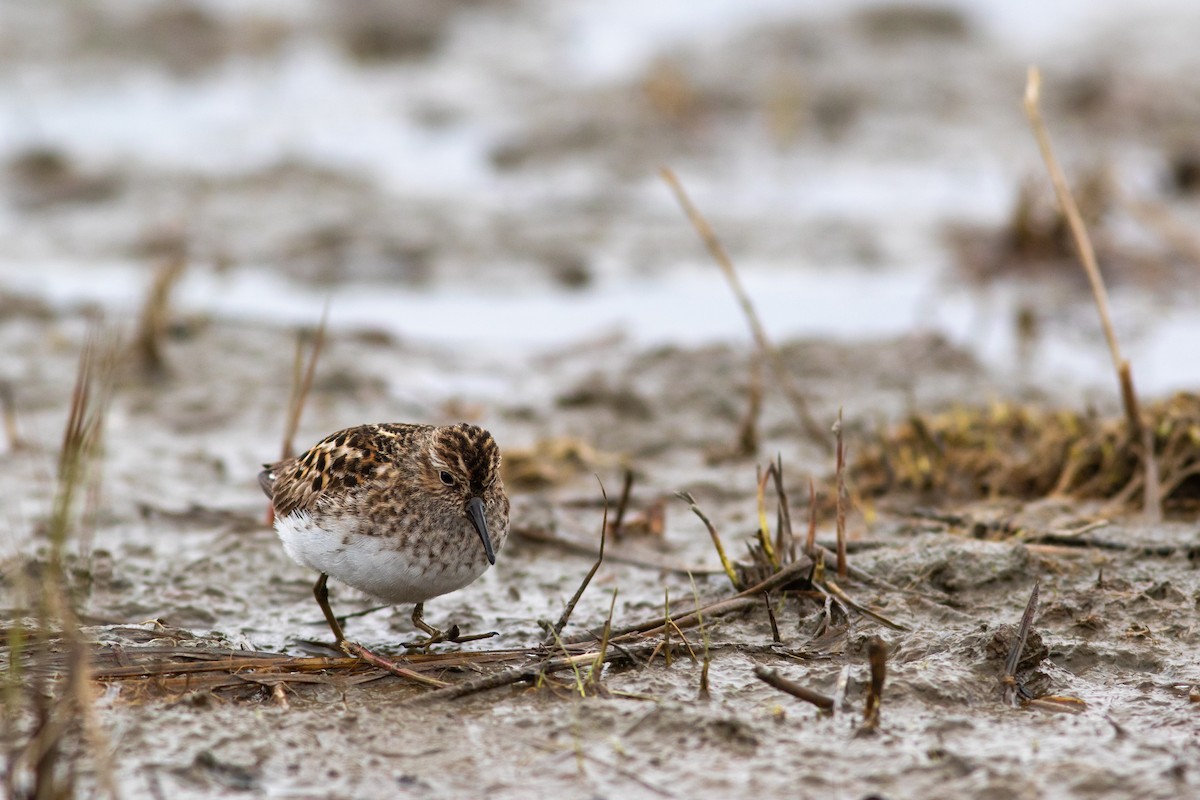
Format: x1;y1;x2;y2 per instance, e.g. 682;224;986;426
466;496;496;565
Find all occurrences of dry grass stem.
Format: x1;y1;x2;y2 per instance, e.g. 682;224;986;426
755;464;779;569
689;574;712;701
660;167;829;450
608;468;635;539
770;456;796;563
1024;67;1155;518
676;491;740;590
806;476;818;554
763;591;781;643
737;352;764;457
1003;582;1040;706
586;589;619;693
859;636;887;733
132;255;186;377
0;381;24;451
280;305;330;462
834;409;848;579
9;333;119;800
543;478;610;644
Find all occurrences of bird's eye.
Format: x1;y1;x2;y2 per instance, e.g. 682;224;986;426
439;471;456;486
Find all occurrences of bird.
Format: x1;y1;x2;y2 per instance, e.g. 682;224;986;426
258;422;509;649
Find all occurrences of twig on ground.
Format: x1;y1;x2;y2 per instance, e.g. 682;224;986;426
341;641;449;688
753;666;835;711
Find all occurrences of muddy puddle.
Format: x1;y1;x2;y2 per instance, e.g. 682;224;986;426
3;2;1200;799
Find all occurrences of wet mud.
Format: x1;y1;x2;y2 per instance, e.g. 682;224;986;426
3;2;1200;799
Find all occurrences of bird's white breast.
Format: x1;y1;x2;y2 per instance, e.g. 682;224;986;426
274;511;491;604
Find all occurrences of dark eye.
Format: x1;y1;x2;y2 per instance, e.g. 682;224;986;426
439;471;455;486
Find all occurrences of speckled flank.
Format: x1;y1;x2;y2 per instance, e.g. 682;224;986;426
258;422;509;604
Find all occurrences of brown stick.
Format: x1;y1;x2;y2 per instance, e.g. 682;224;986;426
859;636;887;732
660;167;830;450
341;641;449;688
753;666;835;711
609;469;635;539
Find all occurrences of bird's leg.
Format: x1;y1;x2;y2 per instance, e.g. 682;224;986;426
403;602;498;650
313;573;345;644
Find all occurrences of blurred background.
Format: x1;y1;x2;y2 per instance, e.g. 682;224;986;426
2;0;1200;394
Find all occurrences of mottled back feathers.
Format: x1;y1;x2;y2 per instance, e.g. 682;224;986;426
259;423;503;520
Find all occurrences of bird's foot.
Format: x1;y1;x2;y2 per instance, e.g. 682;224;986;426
404;602;497;650
402;624;498;650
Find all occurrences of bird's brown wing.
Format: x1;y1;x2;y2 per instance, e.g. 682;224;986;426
260;424;412;518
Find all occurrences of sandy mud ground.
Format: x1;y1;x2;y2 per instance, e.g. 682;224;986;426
3;2;1200;799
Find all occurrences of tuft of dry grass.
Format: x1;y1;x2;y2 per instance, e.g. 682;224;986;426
4;333;118;800
851;395;1200;512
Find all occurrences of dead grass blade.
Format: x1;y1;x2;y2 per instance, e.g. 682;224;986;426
280;305;330;462
586;589;619;694
770;455;796;563
833;408;848;579
543;478;610;645
0;381;24;451
688;574;712;701
132;254;186;378
608;468;635;539
660;167;829;450
1002;582;1040;706
755;464;779;569
1023;67;1156;520
10;332;119;800
676;491;740;590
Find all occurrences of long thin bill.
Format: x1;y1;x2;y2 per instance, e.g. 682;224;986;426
466;496;496;565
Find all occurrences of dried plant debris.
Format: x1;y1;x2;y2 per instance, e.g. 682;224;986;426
502;437;616;490
852;395;1200;511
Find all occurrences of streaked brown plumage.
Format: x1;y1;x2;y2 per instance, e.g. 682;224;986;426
259;422;509;647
